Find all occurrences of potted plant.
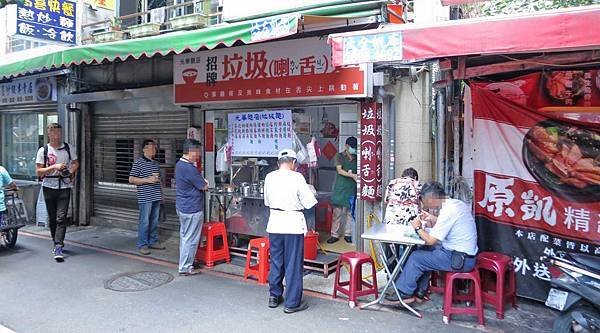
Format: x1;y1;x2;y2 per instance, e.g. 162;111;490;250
110;16;122;31
169;12;208;31
92;17;126;43
127;21;162;38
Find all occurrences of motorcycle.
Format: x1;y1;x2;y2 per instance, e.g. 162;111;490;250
542;252;600;333
1;189;26;249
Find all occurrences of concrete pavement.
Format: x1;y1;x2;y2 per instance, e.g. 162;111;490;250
1;227;557;333
1;234;482;333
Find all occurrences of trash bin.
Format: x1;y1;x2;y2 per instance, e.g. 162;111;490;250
304;230;319;260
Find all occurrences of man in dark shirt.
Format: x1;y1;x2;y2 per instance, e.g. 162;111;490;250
129;139;164;255
175;139;208;275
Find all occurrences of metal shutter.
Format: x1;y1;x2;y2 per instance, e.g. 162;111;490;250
92;108;189;231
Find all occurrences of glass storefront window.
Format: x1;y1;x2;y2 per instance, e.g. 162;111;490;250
1;113;55;180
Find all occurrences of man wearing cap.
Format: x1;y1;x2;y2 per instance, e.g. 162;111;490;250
264;149;317;314
327;136;358;244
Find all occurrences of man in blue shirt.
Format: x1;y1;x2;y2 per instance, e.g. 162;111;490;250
129;139;164;255
175;139;208;275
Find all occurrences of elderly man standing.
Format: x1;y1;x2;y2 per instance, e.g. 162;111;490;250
129;139;165;255
175;139;207;276
386;181;478;304
264;149;317;314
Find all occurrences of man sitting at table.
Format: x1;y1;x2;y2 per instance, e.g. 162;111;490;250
386;181;478;304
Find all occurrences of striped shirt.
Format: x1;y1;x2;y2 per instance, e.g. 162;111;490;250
129;157;162;204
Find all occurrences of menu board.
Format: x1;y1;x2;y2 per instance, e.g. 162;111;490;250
228;110;293;157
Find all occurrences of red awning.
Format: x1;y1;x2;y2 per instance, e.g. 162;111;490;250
328;6;600;66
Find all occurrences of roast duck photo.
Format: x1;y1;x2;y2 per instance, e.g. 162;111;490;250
523;120;600;202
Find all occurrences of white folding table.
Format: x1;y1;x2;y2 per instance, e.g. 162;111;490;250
361;223;425;317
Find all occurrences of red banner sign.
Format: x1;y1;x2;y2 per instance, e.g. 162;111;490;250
359;101;383;202
173;37;370;104
471;74;599;300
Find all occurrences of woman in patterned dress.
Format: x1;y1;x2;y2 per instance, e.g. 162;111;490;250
384;168;421;225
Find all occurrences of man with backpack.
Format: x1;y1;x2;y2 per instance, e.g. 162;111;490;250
36;123;79;262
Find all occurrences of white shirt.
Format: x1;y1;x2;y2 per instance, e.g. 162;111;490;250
430;198;478;256
263;169;318;234
35;143;78;189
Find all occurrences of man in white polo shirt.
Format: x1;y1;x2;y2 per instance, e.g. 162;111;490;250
263;149;317;314
387;181;478;304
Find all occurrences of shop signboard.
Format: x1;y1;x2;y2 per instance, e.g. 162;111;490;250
471;71;600;301
86;0;116;11
359;101;383;202
228;110;293;157
0;77;57;106
173;37;370;104
8;0;77;45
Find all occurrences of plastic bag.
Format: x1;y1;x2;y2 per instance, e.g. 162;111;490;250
216;144;228;172
292;132;309;165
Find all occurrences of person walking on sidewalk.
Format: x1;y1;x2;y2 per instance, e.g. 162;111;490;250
175;139;207;276
0;165;18;228
264;149;317;314
35;123;79;262
327;136;358;244
129;139;165;255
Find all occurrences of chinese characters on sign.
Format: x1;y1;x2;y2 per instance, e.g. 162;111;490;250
359;101;383;202
174;37;370;104
14;0;77;45
0;77;56;106
472;82;599;301
228;110;293;157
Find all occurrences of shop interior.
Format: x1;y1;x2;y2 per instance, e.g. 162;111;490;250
208;104;358;255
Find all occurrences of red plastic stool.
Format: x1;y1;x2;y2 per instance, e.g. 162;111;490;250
195;222;231;267
244;237;270;284
430;271;446;294
332;251;379;308
443;269;485;326
477;252;518;319
315;201;333;233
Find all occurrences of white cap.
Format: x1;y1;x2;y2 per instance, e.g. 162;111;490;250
277;149;297;160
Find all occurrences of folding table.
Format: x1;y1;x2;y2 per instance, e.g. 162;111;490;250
361;223;425;317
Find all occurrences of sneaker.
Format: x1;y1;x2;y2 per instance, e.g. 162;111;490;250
149;242;166;250
344;236;352;243
53;245;65;262
139;246;151;255
326;237;339;244
179;268;201;276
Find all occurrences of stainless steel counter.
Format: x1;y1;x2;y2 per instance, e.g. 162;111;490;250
208;190;331;238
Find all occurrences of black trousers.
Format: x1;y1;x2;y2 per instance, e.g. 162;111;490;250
43;187;71;246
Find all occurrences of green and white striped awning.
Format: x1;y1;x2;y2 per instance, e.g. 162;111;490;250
0;0;384;80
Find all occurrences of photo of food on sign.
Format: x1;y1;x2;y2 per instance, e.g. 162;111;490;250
522;119;600;202
543;71;586;103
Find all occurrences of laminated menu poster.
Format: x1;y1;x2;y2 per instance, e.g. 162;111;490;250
228;110;293;157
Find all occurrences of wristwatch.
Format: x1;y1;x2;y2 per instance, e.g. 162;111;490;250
414;226;422;233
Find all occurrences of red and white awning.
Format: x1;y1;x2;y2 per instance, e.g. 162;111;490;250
328;6;600;66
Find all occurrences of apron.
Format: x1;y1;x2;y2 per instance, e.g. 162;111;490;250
330;152;357;208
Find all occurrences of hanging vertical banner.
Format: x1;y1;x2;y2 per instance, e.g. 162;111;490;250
471;83;599;301
12;0;77;45
359;101;383;201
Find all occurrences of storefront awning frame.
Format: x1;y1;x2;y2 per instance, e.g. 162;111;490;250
328;5;600;67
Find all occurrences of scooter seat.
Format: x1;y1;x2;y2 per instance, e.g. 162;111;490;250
570;253;600;273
